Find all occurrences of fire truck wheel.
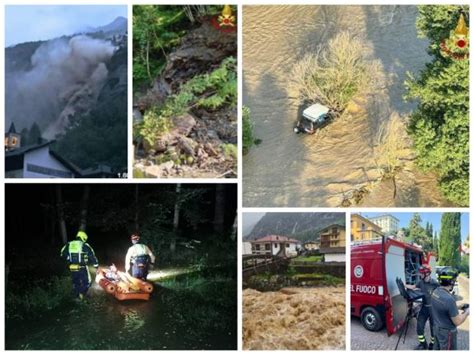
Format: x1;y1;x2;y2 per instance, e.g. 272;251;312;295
361;307;383;332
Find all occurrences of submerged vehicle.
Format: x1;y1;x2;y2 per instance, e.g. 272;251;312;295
294;103;334;134
96;267;153;301
351;237;436;334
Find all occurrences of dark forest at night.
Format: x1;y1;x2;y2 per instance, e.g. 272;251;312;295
5;183;237;350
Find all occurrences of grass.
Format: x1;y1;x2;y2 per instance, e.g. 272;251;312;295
292;255;323;263
6;275;72;320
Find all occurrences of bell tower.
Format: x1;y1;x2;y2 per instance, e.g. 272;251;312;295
5;122;21;151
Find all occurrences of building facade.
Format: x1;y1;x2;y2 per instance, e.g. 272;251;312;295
351;214;384;241
250;235;300;257
319;224;346;248
368;214;400;234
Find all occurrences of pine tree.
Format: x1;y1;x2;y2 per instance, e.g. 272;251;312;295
405;5;469;206
408;213;431;250
433;231;439;256
27;122;42;145
438;212;461;268
20;127;29;147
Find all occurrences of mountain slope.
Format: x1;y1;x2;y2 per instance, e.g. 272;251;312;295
245;212;345;242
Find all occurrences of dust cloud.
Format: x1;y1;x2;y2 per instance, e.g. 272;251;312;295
6;35;115;138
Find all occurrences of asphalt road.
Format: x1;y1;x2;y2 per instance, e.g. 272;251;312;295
351;275;470;350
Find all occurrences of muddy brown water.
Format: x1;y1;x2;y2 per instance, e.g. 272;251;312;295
243;5;449;207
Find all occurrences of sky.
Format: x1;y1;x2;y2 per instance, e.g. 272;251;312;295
5;5;127;47
360;212;469;242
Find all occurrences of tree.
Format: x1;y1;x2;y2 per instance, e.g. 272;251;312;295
20;127;29;146
407;213;432;250
27;122;42;145
214;184;226;233
438;212;461;268
171;183;181;254
79;185;90;231
405;5;469;206
55;186;68;244
433;231;439;256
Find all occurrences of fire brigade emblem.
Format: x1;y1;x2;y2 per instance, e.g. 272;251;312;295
211;5;237;33
440;13;469;60
354;265;364;278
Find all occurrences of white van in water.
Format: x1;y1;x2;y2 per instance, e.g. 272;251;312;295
294;103;334;134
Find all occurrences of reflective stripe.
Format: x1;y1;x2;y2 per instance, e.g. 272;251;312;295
68;240;83;264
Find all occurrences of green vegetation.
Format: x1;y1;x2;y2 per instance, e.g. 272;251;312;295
405;213;433;252
221;143;237;159
291;274;344;287
133;5;226;90
291;31;381;112
405;5;469;206
292;255;323;263
438;212;461;269
6;276;71;320
139;57;237;146
242;105;255;154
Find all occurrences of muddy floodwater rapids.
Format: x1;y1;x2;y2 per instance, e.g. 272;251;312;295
243;5;450;207
243;287;345;350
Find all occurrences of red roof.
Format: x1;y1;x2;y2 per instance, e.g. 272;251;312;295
251;235;300;243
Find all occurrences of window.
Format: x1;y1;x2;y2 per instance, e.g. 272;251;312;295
11;137;18;146
286;243;289;248
265;244;270;250
255;244;260;250
332;227;338;234
362;223;366;230
274;243;277;248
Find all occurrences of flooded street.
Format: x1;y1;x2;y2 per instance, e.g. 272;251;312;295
243;5;448;207
6;271;237;350
243;287;345;350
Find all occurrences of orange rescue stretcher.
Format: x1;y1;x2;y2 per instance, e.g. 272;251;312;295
96;267;153;301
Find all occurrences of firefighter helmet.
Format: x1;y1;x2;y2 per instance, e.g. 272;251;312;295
419;264;432;276
76;231;88;242
437;267;459;286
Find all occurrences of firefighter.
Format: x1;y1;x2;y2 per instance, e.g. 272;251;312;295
60;231;99;299
406;264;439;350
431;268;469;350
125;234;155;280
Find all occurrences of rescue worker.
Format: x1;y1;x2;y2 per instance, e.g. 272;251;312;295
60;231;99;299
431;268;469;350
406;264;439;350
125;234;155;280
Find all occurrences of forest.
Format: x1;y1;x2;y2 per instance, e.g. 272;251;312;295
133;5;237;178
5;183;237;350
401;212;468;275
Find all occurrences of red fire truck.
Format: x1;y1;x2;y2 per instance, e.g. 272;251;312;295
351;237;436;335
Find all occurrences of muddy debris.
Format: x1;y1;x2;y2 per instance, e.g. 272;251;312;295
243;287;345;350
135;20;237;178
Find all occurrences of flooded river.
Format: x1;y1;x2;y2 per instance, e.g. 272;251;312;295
243;5;449;207
6;271;237;350
243;287;345;350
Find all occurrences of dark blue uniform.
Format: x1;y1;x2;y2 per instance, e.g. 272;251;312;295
61;239;98;298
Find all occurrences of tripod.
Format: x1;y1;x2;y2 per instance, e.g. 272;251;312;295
394;277;424;350
395;301;419;350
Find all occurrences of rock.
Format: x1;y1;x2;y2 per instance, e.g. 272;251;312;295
177;136;196;156
203;142;219;157
207;129;220;140
133;108;143;123
143;113;197;153
172;113;196;137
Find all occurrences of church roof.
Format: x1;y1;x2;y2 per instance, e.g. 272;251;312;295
7;122;17;134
